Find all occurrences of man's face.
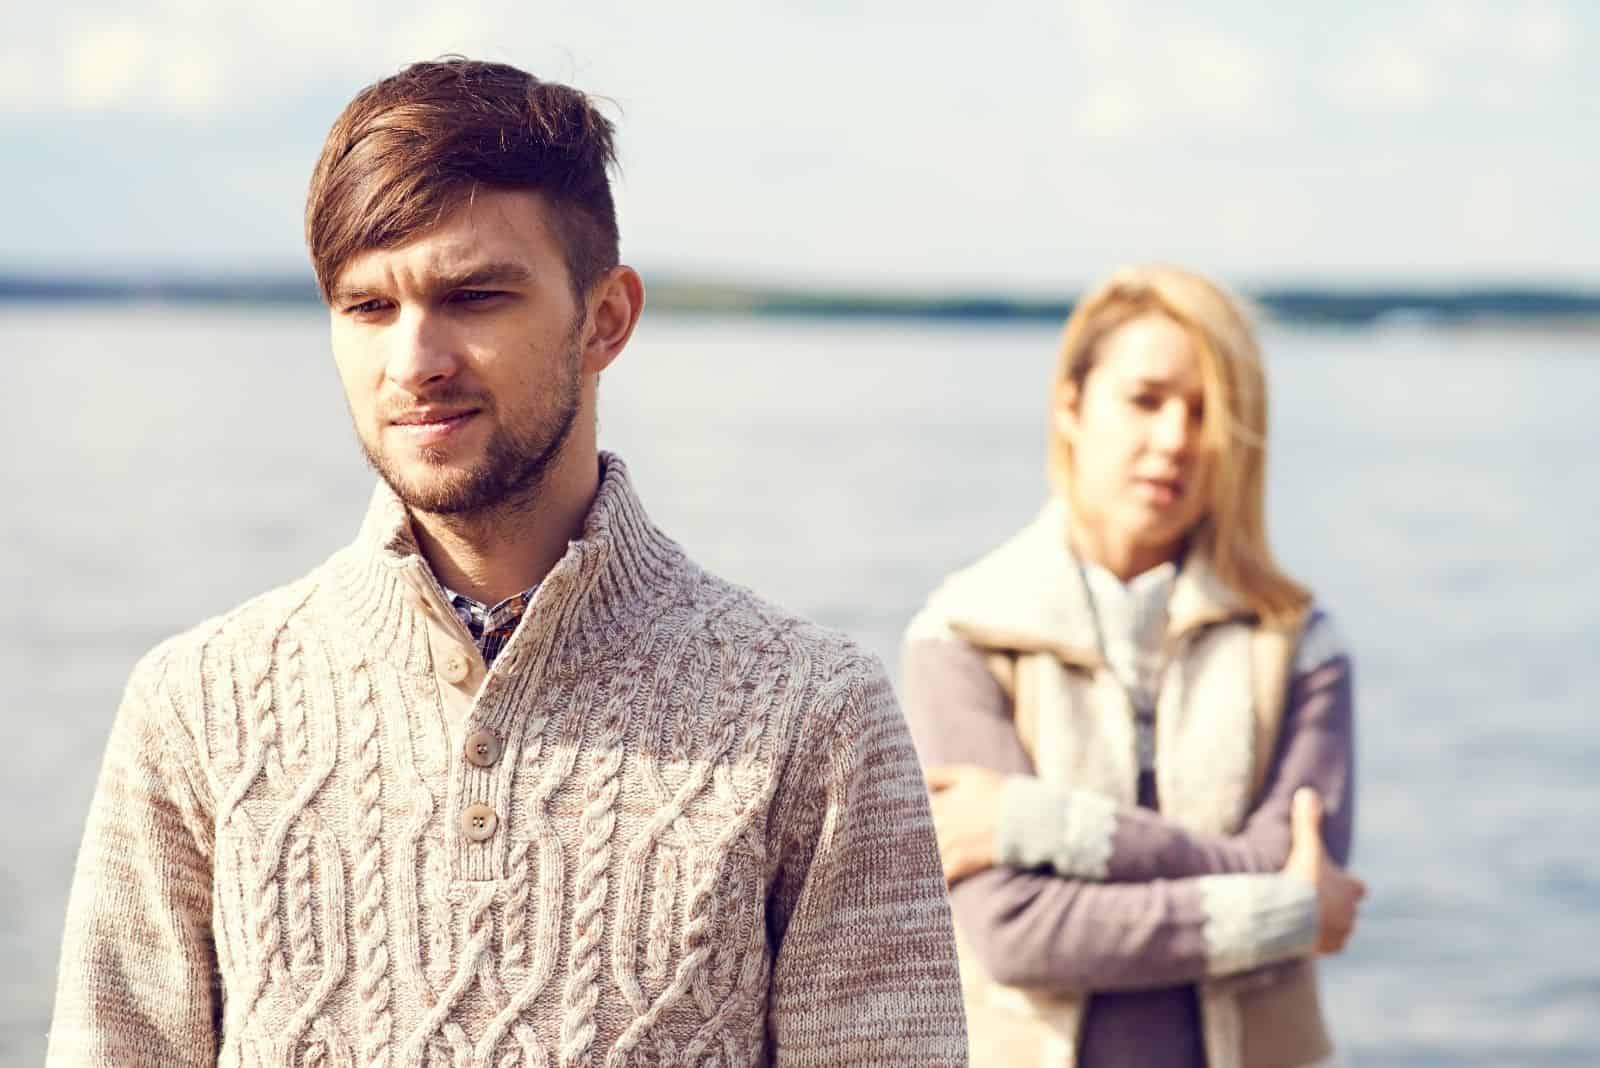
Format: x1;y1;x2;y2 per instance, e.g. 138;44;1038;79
328;189;587;517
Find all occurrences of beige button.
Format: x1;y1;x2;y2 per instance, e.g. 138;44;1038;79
460;802;498;842
439;648;471;685
464;728;502;768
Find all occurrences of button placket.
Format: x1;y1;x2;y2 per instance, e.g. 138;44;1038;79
453;744;510;878
400;572;518;879
404;570;485;687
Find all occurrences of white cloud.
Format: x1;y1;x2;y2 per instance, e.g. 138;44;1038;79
1061;1;1278;139
1460;172;1523;245
63;20;150;111
154;41;232;117
1511;5;1576;64
1;0;1596;282
1332;2;1580;120
1429;3;1486;45
1424;0;1576;66
1335;39;1436;112
6;0;546;116
0;47;50;112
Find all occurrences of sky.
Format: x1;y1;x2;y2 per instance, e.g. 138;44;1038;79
3;0;1596;293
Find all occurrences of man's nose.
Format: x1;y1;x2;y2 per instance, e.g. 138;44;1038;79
384;309;459;393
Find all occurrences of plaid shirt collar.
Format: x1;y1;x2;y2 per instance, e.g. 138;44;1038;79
440;584;538;668
355;452;684;672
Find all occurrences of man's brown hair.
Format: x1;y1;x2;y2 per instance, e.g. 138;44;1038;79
306;58;619;303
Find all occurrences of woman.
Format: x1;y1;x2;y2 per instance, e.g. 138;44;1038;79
901;265;1365;1068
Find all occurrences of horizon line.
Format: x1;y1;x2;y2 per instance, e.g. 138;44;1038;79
3;272;1599;327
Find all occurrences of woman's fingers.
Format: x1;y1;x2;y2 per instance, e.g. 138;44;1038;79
928;774;999;885
1316;867;1368;956
940;842;983;885
1324;909;1357;954
1290;786;1325;854
927;763;989;793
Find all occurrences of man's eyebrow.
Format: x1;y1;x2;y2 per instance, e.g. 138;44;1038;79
329;283;383;308
329;262;537;308
435;262;536;291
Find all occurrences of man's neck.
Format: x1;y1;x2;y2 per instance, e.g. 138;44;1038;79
408;447;600;606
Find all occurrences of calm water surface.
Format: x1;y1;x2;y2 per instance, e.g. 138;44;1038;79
3;306;1596;1066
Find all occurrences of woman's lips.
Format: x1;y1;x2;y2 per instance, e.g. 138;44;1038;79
1135;476;1184;506
388;409;479;446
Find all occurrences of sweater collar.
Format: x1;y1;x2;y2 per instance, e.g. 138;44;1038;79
937;496;1252;668
341;451;686;673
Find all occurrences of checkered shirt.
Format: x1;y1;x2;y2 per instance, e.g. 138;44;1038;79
442;585;537;667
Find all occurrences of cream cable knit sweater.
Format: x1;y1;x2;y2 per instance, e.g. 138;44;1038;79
48;454;967;1068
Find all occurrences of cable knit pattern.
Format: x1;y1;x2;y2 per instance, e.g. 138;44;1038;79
47;453;966;1068
352;658;396;1068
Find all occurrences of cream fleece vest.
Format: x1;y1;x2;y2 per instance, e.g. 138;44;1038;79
916;499;1330;1068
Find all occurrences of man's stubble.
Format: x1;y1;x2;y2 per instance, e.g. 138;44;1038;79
356;329;585;525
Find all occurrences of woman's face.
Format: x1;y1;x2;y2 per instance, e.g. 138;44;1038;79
1056;313;1212;569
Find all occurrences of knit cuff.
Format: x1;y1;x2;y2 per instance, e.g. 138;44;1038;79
1197;872;1318;978
995;777;1117;880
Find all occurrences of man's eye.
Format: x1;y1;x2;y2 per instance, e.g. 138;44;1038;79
345;299;389;316
1131;393;1160;410
453;289;501;304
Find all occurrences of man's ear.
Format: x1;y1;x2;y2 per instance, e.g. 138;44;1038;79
579;265;645;375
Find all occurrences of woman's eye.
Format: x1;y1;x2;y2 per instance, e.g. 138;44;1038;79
1131;393;1160;410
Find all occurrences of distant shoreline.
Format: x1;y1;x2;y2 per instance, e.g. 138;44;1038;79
4;274;1599;327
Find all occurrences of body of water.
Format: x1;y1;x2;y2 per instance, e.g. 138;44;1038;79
3;305;1596;1065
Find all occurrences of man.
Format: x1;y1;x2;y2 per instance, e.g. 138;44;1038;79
48;59;966;1067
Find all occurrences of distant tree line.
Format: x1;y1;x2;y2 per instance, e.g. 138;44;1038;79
4;273;1598;326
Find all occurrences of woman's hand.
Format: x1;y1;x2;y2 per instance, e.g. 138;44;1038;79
1282;786;1368;955
926;764;1007;885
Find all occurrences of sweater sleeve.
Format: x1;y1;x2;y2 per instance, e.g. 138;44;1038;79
47;651;220;1068
765;658;968;1065
994;614;1357;880
900;633;1316;994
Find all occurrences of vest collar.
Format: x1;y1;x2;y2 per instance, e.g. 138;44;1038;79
937;496;1254;667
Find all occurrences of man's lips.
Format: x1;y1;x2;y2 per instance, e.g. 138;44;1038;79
386;408;480;445
388;405;479;426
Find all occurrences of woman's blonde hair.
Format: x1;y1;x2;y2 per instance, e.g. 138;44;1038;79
1048;264;1310;625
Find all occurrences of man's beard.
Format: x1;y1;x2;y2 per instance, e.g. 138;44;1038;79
359;340;583;519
